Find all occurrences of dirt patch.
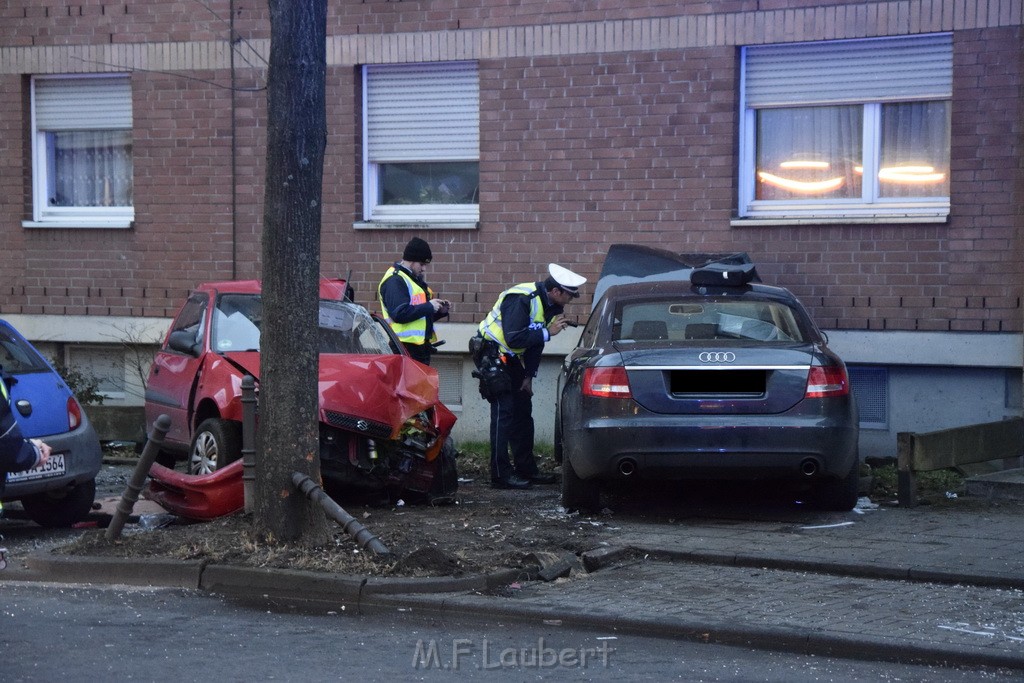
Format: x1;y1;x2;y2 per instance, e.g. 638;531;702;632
60;457;615;579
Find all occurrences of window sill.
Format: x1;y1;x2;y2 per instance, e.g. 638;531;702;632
354;221;479;231
731;214;949;227
23;219;134;230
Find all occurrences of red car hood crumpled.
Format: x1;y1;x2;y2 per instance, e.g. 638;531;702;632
229;353;440;435
318;355;439;435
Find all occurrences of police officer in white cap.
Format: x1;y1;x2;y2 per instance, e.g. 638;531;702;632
474;263;587;489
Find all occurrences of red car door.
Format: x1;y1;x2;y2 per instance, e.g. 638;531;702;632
144;292;211;449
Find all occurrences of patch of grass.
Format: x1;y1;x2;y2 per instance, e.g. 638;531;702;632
456;440;490;478
454;439;556;479
868;463;966;504
869;463;898;500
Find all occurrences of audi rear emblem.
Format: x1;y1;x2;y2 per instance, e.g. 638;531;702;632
356;419;369;431
698;352;736;363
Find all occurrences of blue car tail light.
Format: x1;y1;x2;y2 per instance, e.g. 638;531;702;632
67;395;84;430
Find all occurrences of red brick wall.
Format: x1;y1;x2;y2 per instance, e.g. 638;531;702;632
0;1;957;47
473;48;739;312
0;3;1019;333
0;2;762;45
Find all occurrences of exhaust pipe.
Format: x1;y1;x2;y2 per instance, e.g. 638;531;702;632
618;458;637;476
799;458;820;477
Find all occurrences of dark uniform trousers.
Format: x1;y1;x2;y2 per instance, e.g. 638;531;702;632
488;356;538;483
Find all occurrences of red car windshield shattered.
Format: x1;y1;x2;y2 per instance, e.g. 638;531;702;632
212;294;394;355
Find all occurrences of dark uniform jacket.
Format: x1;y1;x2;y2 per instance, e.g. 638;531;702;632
497;283;564;377
1;380;38;492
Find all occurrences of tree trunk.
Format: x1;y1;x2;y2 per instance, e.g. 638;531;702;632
254;0;330;544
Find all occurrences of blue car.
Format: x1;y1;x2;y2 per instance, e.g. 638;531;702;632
0;319;102;527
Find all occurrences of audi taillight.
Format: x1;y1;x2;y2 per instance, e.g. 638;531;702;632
583;366;632;399
67;396;83;430
805;366;849;398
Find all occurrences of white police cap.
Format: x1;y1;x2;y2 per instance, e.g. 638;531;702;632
548;263;587;297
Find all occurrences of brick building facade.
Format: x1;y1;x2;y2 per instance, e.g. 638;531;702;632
0;0;1020;455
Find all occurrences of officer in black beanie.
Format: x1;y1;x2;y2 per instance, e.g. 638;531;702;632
377;237;450;365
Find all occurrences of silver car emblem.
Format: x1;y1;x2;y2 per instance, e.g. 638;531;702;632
356;419;369;431
698;351;736;363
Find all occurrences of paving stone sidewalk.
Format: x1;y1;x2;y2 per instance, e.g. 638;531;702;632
378;500;1024;671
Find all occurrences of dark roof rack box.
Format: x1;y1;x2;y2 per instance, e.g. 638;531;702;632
690;262;759;287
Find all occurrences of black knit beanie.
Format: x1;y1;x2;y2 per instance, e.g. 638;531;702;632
402;237;432;263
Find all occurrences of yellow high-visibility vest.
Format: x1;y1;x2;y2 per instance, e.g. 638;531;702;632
477;282;544;355
377;267;437;346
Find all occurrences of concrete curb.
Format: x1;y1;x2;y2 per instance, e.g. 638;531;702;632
20;551;525;600
25;554;204;589
633;546;1024;591
199;563;526;605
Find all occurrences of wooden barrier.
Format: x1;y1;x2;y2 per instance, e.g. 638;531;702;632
897;417;1023;507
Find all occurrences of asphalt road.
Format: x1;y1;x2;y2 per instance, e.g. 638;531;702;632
3;582;1016;682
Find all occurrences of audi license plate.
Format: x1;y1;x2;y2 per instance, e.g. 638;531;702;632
671;370;766;396
6;453;66;483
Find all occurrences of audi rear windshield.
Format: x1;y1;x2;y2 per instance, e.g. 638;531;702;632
612;299;807;344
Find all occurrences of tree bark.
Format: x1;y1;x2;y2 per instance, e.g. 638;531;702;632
254;0;330;544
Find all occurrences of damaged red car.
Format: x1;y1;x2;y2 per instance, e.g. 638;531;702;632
144;279;457;505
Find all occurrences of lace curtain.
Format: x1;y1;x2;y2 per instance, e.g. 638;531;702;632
49;130;133;208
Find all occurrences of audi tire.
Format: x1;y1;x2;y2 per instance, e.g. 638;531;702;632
561;456;601;513
809;457;860;511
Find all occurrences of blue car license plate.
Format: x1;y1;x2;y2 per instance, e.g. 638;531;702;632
6;453;66;483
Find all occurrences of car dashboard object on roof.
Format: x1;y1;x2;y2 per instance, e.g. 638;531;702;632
689;261;759;287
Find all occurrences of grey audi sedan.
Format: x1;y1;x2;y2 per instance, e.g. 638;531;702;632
555;247;859;512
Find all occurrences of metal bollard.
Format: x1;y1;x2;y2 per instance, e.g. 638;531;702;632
105;414;171;541
291;472;390;556
241;375;257;513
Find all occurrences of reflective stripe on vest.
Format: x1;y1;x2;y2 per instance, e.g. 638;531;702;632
477;282;544;355
377;267;436;346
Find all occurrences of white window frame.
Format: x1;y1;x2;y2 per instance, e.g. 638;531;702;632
361;61;479;226
28;74;134;229
737;34;952;223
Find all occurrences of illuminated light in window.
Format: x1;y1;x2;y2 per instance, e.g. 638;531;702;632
757;171;844;194
878;165;946;184
779;160;830;170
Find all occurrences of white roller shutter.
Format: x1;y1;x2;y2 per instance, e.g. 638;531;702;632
34;75;132;130
366;62;479;163
744;34;952;108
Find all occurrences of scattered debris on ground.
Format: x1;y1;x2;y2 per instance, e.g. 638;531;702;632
58;455;614;579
